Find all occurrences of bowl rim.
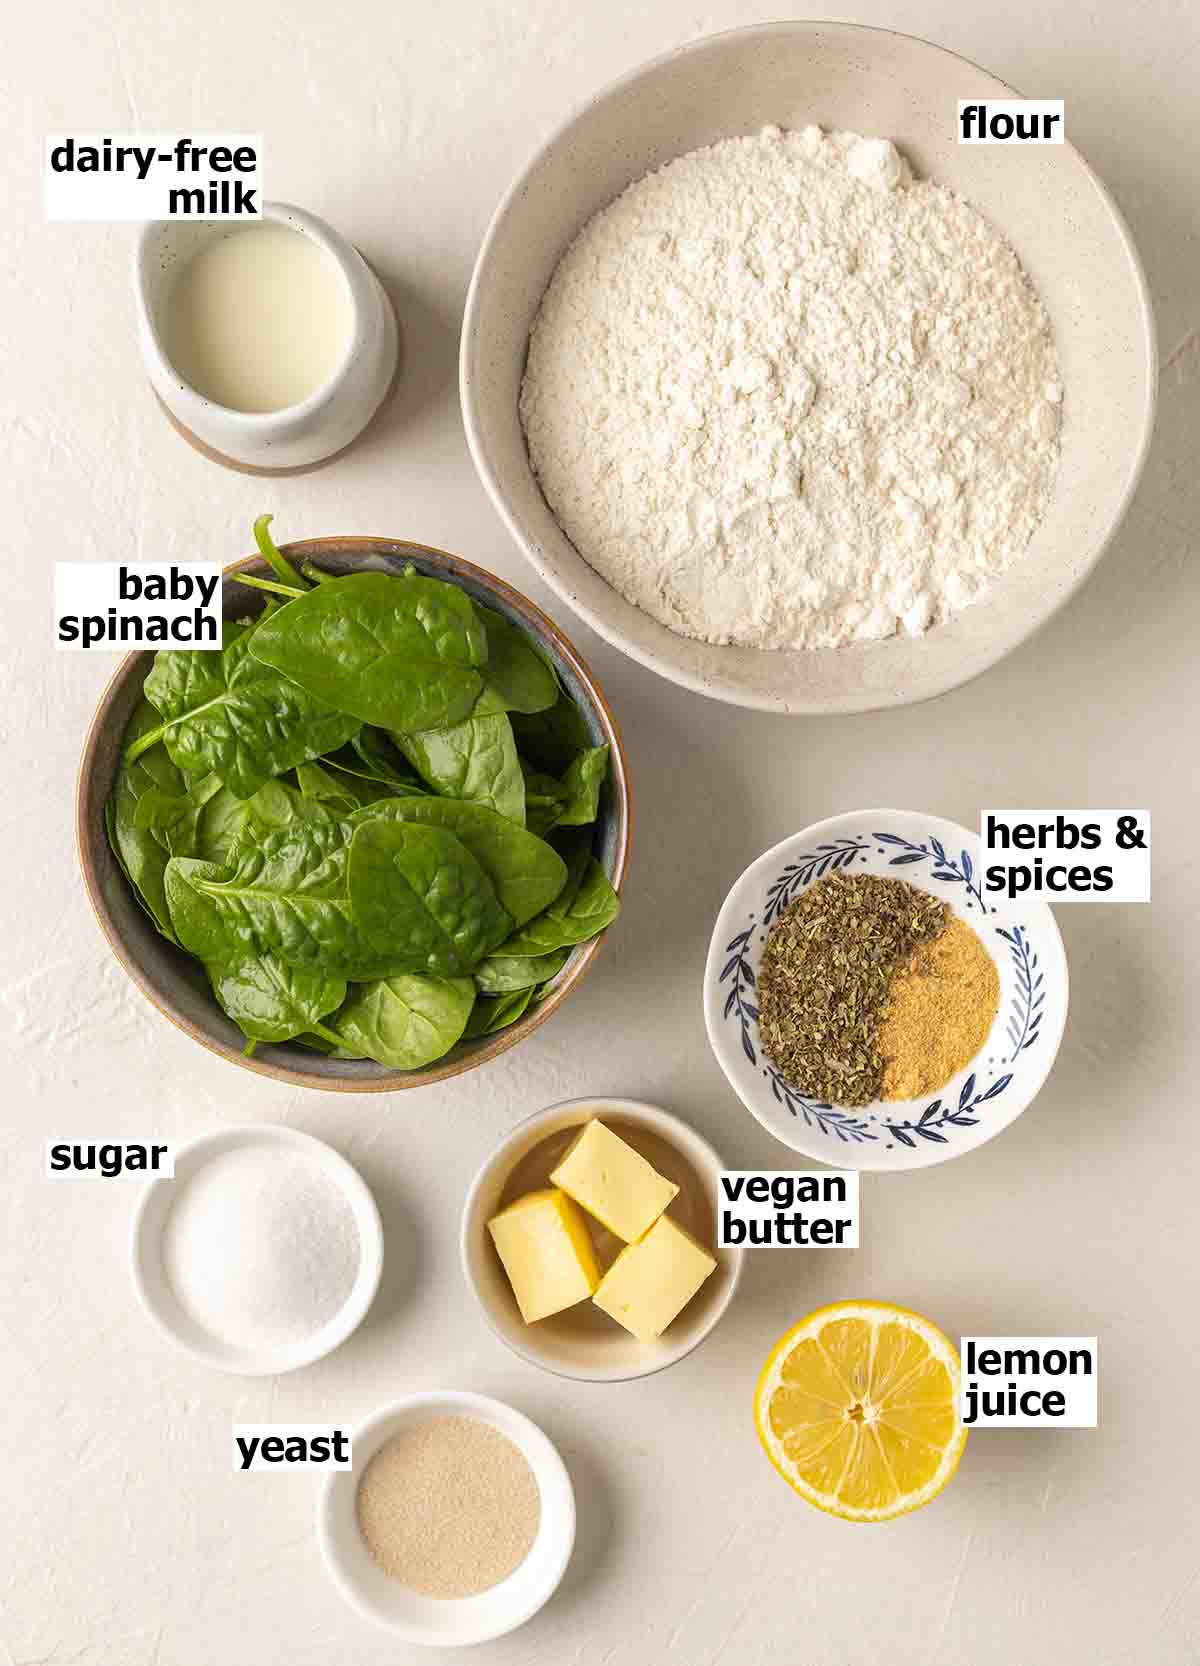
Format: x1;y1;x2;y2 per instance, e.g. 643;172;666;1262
460;1095;744;1382
76;537;632;1091
316;1388;576;1645
702;808;1070;1171
129;1122;385;1375
460;17;1158;715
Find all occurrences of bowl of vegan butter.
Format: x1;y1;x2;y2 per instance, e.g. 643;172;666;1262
135;201;397;470
462;1097;742;1382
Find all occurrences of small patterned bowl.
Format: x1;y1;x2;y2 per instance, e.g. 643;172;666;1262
703;810;1068;1171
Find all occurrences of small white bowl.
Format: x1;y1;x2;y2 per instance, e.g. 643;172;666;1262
135;201;398;470
461;21;1154;713
318;1390;575;1646
130;1123;384;1375
704;810;1069;1171
462;1096;742;1382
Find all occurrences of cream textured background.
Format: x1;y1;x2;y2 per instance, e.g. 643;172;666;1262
4;3;1198;1663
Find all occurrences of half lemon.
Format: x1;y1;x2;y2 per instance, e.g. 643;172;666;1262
754;1300;966;1522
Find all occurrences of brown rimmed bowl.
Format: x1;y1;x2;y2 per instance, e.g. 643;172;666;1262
76;537;631;1091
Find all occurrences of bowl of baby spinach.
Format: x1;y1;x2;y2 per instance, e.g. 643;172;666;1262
77;520;630;1089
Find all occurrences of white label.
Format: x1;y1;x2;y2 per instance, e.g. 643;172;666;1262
717;1170;859;1248
45;1140;174;1179
958;101;1065;144
45;133;262;221
981;809;1150;902
55;562;222;651
960;1337;1098;1427
233;1426;353;1471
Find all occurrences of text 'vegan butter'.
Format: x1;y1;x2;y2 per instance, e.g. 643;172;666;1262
487;1188;600;1323
550;1119;679;1243
593;1214;717;1342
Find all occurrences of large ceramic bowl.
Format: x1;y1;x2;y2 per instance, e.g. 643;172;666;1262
462;21;1155;714
77;538;630;1091
703;810;1068;1170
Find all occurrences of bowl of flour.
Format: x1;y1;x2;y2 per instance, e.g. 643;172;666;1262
462;22;1154;713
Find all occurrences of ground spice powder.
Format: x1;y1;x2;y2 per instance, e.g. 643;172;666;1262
356;1415;540;1598
878;916;1000;1101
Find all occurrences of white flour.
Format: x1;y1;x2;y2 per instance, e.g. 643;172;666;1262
520;126;1062;650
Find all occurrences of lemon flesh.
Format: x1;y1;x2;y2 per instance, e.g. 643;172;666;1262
754;1301;966;1522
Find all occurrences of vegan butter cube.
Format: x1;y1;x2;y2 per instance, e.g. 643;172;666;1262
592;1214;717;1342
550;1119;679;1243
487;1188;600;1323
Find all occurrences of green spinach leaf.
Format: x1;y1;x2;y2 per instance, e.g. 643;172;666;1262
106;699;191;940
555;745;610;826
294;761;386;814
472;606;559;716
164;810;387;979
493;852;619;956
209;955;346;1043
321;974;475;1068
463;986;535;1038
510;692;594;775
134;624;360;799
473;947;570;994
350;798;566;926
395;713;525;825
248;571;488;732
347;817;513;976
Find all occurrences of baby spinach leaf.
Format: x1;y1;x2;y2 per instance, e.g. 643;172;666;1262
248;571;487;733
395;713;525;825
209;955;346;1044
191;783;255;868
321;974;475;1068
294;761;386;814
521;763;569;837
510;692;594;775
515;745;609;835
463;986;535;1038
473;947;570;995
347;818;513;976
493;854;619;956
164;810;387;980
132;771;224;856
472;606;560;716
345;728;426;788
134;624;360;799
350;798;566;926
106;699;192;940
555;745;610;826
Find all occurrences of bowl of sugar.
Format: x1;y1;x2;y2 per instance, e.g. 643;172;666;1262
130;1124;384;1374
462;21;1155;712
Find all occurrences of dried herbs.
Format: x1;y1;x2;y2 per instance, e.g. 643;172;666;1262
757;873;948;1105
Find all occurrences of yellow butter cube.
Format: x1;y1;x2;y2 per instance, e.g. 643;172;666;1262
550;1119;679;1244
487;1188;601;1324
592;1214;717;1342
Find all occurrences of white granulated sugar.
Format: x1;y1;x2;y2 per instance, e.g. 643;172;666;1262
163;1145;360;1349
520;126;1063;650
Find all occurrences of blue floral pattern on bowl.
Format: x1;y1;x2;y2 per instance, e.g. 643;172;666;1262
704;811;1069;1172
